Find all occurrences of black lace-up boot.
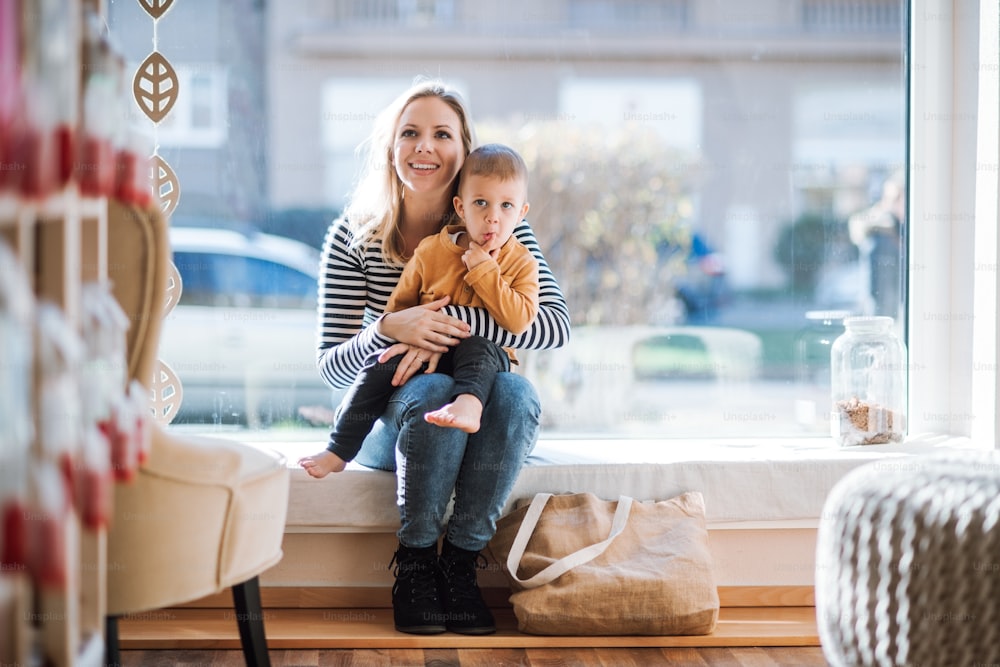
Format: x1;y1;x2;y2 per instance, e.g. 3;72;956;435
438;539;496;635
390;543;447;634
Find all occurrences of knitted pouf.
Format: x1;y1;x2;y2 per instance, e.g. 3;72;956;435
816;450;1000;667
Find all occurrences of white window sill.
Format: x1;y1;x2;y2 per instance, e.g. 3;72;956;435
196;427;984;532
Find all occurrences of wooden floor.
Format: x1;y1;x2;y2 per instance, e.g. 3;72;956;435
121;646;830;666
117;589;827;664
118;606;819;650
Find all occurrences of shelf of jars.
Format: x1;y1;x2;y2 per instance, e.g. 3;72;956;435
1;1;153;665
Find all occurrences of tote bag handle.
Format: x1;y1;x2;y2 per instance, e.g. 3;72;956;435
506;493;634;589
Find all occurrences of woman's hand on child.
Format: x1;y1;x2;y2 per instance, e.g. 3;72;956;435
423;350;443;374
380;344;441;386
379;296;470;352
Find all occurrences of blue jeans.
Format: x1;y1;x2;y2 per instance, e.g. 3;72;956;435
355;372;540;552
326;336;511;463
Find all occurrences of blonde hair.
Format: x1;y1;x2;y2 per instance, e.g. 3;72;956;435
345;79;476;265
458;143;528;194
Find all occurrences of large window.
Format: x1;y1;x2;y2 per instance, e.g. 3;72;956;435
108;1;930;439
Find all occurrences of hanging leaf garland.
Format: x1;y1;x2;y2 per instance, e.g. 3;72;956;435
149;360;183;425
136;0;175;20
163;261;182;317
133;52;178;124
151;155;180;217
135;0;186;425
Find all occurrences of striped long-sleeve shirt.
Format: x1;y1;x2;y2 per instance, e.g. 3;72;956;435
316;217;571;389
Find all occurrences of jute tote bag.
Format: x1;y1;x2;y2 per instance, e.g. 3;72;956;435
487;491;719;635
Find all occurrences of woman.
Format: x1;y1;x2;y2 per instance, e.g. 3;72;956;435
302;79;571;635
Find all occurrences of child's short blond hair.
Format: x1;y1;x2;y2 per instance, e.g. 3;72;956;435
458;144;528;190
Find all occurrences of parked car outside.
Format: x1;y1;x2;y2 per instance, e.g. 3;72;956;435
159;225;334;426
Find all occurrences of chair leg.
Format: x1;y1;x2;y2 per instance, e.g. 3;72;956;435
232;576;271;667
105;615;122;667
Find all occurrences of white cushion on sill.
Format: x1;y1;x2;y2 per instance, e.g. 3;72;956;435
270;434;978;532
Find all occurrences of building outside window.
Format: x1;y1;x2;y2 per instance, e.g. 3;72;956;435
108;0;931;441
152;64;228;149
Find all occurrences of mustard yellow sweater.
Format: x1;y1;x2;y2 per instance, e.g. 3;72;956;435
386;225;540;358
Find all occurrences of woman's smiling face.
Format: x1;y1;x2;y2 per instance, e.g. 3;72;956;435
392;96;465;198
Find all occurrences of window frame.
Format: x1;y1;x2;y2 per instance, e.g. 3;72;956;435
969;1;1000;444
908;1;999;445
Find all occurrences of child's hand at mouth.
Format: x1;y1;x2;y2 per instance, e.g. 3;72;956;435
462;240;496;270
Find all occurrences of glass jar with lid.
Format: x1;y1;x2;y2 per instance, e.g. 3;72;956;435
830;316;906;446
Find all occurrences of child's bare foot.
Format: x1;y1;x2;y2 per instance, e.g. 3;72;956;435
297;450;347;479
424;394;483;433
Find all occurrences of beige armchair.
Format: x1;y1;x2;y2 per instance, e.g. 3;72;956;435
103;200;289;666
